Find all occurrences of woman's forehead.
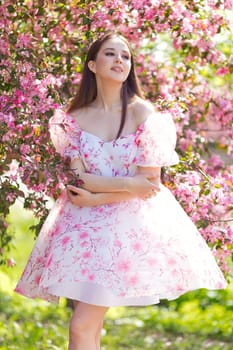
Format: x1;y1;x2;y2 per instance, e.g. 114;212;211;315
101;37;130;52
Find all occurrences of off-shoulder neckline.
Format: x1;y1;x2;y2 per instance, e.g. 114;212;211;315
65;112;150;144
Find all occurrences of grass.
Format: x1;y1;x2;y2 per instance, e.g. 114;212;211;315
0;203;233;349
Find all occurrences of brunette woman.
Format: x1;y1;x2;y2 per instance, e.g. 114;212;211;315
15;33;226;350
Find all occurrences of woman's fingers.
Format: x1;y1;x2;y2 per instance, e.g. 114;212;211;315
67;185;80;194
148;184;159;195
143;186;160;200
67;186;83;204
67;186;94;206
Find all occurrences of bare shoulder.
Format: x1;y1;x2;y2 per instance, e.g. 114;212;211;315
68;107;86;121
67;107;91;128
129;97;155;126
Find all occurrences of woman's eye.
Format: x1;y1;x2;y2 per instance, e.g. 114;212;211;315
105;52;130;60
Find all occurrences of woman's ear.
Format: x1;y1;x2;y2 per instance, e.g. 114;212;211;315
88;60;96;73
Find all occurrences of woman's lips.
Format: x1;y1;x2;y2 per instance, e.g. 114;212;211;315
111;66;123;72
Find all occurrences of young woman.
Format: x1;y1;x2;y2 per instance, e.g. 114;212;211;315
15;33;227;350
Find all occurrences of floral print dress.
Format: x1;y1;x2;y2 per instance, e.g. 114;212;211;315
15;109;226;306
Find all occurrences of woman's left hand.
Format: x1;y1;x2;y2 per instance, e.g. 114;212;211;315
67;185;97;207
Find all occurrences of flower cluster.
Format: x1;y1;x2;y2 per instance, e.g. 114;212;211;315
0;0;232;272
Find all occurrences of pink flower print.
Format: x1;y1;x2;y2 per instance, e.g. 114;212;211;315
132;241;142;252
114;239;123;248
147;257;157;266
81;268;88;276
176;284;185;291
172;269;182;278
126;275;138;286
45;255;53;267
134;136;140;145
61;236;70;246
34;274;41;285
74;223;81;229
51;224;61;237
95;207;105;214
36;256;44;264
154;241;165;250
79;231;89;240
167;256;178;266
88;274;96;281
14;286;23;294
116;259;131;273
137;123;144;133
82;251;91;259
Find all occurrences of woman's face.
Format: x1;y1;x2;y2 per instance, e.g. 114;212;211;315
88;37;132;83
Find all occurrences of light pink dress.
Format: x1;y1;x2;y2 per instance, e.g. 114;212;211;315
15;109;227;306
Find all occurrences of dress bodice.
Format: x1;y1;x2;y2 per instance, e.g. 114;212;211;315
49;109;179;178
78;129;139;177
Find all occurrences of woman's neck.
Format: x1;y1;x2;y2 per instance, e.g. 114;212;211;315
93;80;122;112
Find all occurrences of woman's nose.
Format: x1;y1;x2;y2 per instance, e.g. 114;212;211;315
115;54;122;63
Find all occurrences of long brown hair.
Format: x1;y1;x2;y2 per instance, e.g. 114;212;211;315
67;33;144;139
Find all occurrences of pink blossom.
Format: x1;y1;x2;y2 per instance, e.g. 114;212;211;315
7;258;16;267
6;193;16;203
182;18;194;33
0;39;10;54
20;144;31;155
216;67;230;76
16;33;32;49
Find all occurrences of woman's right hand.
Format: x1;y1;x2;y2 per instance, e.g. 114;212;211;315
128;174;160;200
67;185;97;207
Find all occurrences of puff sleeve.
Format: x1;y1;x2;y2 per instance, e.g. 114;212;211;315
49;109;81;160
134;112;179;167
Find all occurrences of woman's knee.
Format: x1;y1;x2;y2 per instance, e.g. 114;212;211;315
69;302;108;341
69;314;90;340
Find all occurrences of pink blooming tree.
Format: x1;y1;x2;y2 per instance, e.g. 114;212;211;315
0;0;233;271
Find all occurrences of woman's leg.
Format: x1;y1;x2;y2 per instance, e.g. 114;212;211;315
95;319;104;350
68;301;108;350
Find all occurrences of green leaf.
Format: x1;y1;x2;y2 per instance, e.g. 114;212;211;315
7;5;15;13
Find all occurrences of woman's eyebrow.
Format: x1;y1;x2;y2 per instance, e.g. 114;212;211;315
103;48;130;54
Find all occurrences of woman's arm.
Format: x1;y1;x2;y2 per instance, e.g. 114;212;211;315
67;165;161;207
70;158;159;197
67;186;138;207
